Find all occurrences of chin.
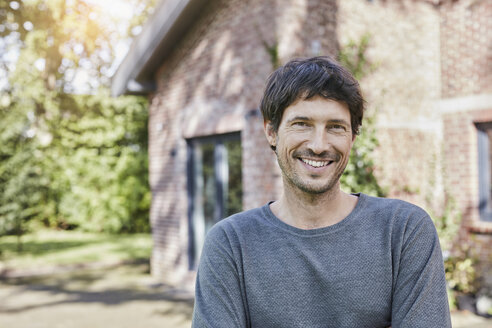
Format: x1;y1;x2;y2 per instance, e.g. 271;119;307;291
293;180;339;195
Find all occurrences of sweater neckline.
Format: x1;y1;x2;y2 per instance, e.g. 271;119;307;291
261;193;367;236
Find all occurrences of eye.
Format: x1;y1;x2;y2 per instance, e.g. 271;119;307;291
292;122;308;127
328;124;347;132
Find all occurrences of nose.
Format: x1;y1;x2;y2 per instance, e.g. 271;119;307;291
307;127;330;155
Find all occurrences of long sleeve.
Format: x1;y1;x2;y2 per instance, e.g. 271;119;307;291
391;214;452;328
192;223;249;328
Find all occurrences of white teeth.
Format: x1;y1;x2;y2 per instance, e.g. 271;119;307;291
301;158;330;168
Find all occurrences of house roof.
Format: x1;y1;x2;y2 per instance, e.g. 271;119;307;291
111;0;208;96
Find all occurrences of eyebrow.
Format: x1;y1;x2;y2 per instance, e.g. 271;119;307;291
286;116;350;126
326;119;350;126
286;116;310;123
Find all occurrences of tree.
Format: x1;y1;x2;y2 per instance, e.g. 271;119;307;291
0;0;156;238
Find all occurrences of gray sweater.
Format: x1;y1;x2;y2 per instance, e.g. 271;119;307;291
192;193;451;327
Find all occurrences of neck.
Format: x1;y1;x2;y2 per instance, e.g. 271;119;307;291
270;181;358;230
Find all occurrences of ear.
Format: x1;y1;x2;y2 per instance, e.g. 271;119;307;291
264;121;277;149
349;133;357;151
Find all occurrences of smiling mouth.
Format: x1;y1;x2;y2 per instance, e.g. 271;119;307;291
299;158;333;168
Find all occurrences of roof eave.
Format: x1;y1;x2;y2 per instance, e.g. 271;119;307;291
111;0;208;96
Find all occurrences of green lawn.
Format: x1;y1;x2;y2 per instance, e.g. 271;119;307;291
0;230;152;270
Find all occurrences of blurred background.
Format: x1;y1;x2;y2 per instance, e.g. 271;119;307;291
0;0;491;327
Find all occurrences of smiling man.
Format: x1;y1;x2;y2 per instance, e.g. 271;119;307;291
192;56;451;328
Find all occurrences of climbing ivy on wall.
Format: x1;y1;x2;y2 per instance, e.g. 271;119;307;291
338;34;385;197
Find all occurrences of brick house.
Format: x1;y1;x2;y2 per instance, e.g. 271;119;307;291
112;0;492;290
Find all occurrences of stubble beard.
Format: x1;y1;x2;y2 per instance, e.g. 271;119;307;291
276;150;348;195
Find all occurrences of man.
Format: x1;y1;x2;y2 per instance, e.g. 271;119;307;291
192;56;451;327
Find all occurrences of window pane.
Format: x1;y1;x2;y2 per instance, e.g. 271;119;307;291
201;142;215;232
477;123;492;221
188;133;243;268
225;139;242;216
487;129;492;207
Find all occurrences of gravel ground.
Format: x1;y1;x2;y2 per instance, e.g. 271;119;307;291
0;263;490;328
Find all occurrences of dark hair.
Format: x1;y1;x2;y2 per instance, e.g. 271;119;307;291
260;56;364;135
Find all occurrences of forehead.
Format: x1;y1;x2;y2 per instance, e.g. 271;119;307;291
281;97;351;122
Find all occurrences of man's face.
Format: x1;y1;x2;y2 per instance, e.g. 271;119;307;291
265;97;355;195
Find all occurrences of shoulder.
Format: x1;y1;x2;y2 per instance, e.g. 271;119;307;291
357;195;442;268
359;194;436;237
200;206;269;264
205;205;268;245
361;193;427;216
361;194;430;221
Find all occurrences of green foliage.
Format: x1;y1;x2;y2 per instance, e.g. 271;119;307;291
0;0;156;236
0;92;151;234
341;114;385;196
429;194;461;253
445;247;478;295
424;155;473;302
447;288;458;311
338;33;377;81
263;41;280;70
338;34;385;197
438;205;477;303
225;139;242;216
55;94;150;233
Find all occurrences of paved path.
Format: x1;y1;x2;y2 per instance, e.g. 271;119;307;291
0;264;193;328
0;263;490;328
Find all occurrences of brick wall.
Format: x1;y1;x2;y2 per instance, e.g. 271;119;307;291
440;0;492;98
338;0;492;282
242;109;283;209
149;0;339;286
147;0;492;288
442;107;492;281
337;0;443;211
439;0;492;282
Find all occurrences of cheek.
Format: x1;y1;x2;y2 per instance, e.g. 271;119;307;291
278;133;306;150
335;139;354;156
